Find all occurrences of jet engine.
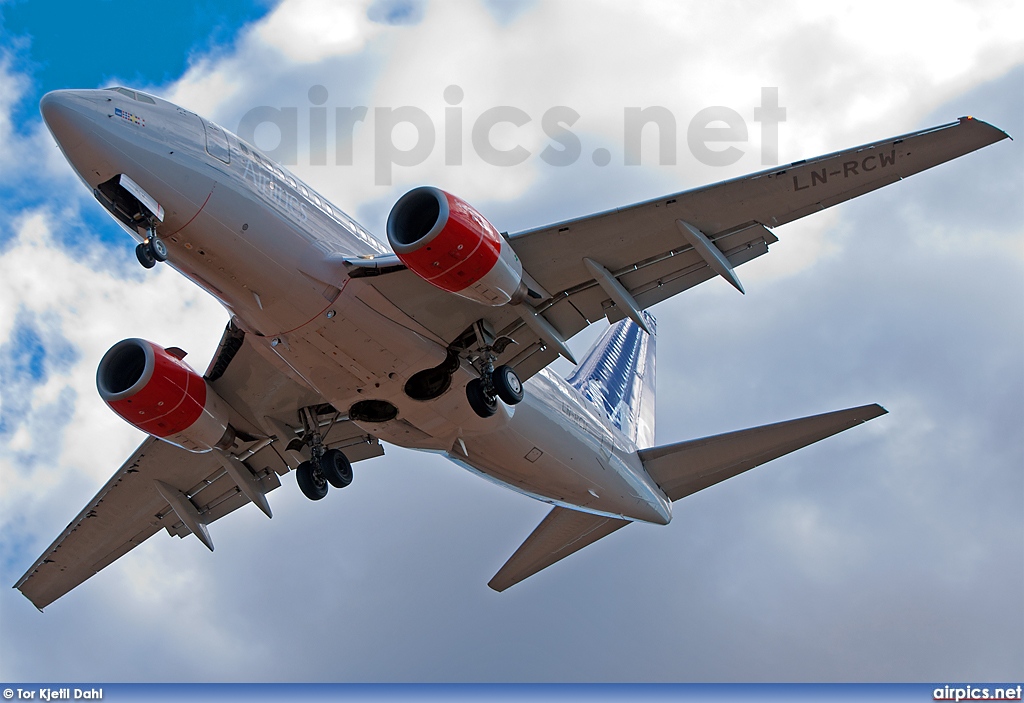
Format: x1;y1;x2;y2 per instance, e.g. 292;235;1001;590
97;338;234;453
387;186;525;306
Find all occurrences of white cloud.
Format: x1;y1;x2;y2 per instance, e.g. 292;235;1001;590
0;54;29;181
255;0;381;63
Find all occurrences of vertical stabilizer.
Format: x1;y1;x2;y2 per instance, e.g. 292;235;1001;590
566;312;656;448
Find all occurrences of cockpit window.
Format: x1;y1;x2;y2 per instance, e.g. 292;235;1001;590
105;87;155;104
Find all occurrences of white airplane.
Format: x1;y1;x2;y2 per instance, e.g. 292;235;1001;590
15;86;1008;609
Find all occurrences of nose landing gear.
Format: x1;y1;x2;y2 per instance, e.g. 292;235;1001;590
135;227;169;269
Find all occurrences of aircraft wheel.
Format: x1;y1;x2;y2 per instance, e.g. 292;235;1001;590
321;448;353;489
149;237;169;262
466;378;497;418
296;460;329;500
135;242;156;269
492;365;524;405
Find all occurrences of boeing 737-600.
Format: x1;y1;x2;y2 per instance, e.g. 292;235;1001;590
14;86;1009;609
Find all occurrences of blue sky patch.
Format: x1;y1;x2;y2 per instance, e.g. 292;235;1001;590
367;0;425;26
0;0;274;129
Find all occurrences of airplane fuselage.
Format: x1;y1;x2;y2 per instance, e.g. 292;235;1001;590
42;88;673;526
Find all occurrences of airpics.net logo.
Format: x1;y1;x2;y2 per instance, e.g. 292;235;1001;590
933;684;1023;701
234;85;787;185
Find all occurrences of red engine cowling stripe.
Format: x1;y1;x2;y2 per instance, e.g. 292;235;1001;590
397;191;501;293
107;345;207;438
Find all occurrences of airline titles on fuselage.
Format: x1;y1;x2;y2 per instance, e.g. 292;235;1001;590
238;150;385;253
242;156;311;223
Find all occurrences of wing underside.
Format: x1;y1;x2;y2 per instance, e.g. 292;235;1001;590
354;117;1008;381
15;327;384;610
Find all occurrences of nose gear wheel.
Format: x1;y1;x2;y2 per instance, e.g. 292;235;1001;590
136;226;168;269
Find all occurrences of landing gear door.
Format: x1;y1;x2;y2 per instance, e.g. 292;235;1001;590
118;174;164;222
202;118;231;164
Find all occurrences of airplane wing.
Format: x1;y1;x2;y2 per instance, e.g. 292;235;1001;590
354;117;1009;378
15;323;384;610
488;404;888;591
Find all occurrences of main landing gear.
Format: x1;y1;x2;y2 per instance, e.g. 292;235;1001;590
293;407;354;502
135;227;168;269
296;448;352;501
467;364;524;418
457;320;525;419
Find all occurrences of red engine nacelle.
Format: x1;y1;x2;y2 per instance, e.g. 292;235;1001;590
97;338;233;453
386;186;525;306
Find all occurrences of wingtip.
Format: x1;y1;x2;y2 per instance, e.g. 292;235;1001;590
859;403;888;422
960;115;1013;142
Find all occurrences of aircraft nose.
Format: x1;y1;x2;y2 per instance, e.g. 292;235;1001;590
40;90;92;152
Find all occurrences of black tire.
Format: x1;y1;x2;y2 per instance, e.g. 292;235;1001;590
149;237;169;262
296;460;328;500
321;448;353;489
492;365;524;405
135;242;156;269
466;378;497;418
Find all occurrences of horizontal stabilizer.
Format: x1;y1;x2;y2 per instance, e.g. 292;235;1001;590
489;403;886;591
488;507;629;592
639;403;887;501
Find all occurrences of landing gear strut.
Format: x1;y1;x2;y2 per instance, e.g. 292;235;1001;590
294;407;354;501
135;227;168;269
456;320;525;419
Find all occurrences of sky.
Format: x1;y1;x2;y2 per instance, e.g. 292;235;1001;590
1;0;1022;684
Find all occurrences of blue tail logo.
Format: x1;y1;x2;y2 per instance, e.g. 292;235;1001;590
566;312;656;449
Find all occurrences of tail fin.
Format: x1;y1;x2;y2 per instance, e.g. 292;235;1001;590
566;312;657;448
